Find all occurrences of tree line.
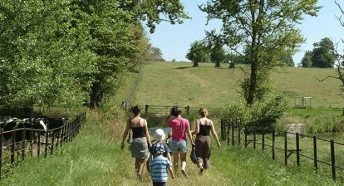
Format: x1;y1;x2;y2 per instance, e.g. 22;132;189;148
186;0;319;106
0;0;188;109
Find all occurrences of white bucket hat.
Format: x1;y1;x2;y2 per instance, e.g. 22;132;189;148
154;128;166;142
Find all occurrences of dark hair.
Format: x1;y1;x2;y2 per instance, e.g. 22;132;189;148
130;105;141;115
170;106;182;117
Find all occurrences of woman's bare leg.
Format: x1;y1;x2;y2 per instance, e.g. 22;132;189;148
172;152;179;172
135;158;140;174
180;152;187;171
138;158;147;176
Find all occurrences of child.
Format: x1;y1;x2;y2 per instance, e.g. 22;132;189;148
147;129;172;173
151;129;172;160
150;143;175;186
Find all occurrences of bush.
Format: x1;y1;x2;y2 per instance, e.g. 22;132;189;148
221;95;287;133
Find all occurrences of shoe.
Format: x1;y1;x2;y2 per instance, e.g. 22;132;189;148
181;169;188;178
199;167;204;175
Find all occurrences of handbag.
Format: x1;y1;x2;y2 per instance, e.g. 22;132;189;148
190;145;197;164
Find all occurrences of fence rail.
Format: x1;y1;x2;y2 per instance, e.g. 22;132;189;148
221;118;344;181
0;112;86;179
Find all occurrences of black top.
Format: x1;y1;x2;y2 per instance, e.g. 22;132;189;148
198;124;211;136
132;127;145;139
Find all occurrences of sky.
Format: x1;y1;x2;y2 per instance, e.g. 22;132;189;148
147;0;344;65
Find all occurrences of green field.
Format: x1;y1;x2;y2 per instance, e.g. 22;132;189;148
2;61;343;185
133;62;342;108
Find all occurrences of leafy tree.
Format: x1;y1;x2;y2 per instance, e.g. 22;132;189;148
312;37;337;68
204;30;226;67
71;0;188;108
186;41;210;67
200;0;319;105
301;51;313;67
210;46;226;67
0;0;188;109
151;47;163;57
0;0;96;107
279;52;295;67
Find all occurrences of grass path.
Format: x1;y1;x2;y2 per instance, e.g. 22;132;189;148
0;113;335;186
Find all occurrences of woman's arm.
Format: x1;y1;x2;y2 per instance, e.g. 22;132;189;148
210;120;221;148
144;119;152;147
121;120;131;150
192;119;200;136
186;122;195;145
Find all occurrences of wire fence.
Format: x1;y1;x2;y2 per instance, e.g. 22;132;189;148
221;118;344;182
0;112;86;179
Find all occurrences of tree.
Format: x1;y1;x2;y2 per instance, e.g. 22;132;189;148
210;46;226;67
279;52;295;67
312;37;337;68
204;30;226;67
71;0;188;108
200;0;319;105
0;0;96;107
186;41;210;67
301;51;313;67
0;0;189;109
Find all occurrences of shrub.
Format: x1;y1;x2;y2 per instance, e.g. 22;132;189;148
221;95;287;133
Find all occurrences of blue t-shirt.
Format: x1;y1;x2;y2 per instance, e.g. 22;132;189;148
150;142;170;158
150;155;172;183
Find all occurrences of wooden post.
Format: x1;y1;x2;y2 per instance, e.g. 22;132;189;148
313;136;318;169
296;133;300;166
11;130;15;163
37;132;41;157
0;132;3;179
272;130;275;160
253;132;256;149
44;130;48;158
21;128;26;160
284;132;288;166
330;140;336;181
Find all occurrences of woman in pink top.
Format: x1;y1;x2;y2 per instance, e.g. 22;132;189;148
166;106;194;178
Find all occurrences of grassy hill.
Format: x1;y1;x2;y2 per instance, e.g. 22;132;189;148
133;62;341;108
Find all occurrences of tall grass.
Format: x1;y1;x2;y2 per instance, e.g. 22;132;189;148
1;109;336;185
1;62;341;185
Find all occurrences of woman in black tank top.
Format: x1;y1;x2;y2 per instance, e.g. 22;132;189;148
192;108;221;174
121;106;151;179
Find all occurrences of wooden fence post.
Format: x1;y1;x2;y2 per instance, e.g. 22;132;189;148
221;119;224;140
296;133;300;166
272;130;275;160
44;130;48;158
11;130;15;163
37;132;41;157
253;132;256;149
244;128;247;148
330;140;336;181
21;128;26;160
0;132;3;179
313;136;318;169
284;131;288;166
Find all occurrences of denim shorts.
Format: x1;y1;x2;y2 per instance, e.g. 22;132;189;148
170;139;187;153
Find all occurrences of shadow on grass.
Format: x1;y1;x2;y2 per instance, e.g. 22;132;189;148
175;66;193;70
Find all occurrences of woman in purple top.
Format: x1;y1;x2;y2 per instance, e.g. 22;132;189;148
166;106;194;178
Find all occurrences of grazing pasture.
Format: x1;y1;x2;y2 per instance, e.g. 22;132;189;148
133;62;341;108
